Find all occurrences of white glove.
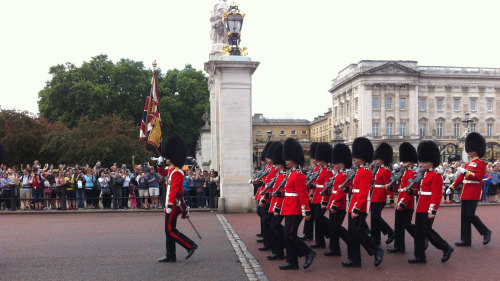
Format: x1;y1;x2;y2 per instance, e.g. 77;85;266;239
166;208;172;214
457;167;466;174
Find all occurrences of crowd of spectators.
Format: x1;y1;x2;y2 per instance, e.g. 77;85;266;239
0;157;220;211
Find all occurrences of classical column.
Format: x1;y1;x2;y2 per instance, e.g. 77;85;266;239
204;57;260;212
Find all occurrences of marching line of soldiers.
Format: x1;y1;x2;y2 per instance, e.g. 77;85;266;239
252;132;492;269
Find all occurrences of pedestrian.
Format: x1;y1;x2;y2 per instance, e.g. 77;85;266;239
136;171;149;209
146;167;160;209
158;135;198;263
99;170;112;209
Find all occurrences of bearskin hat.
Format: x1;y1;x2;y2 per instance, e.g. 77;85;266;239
161;135;187;168
284;138;305;166
332;143;352;169
399;142;418;163
315;142;333;163
352;137;374;163
465;132;486;158
272;142;285;166
261;141;273;162
417;141;441;167
374;142;393;166
308;142;318;159
266;141;279;160
0;143;4;165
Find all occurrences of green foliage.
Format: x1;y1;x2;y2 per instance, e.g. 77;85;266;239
38;55;210;154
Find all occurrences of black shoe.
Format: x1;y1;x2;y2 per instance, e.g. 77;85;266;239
483;229;492;245
298;235;313;241
256;233;263;237
185;244;198;260
385;233;395;244
374;249;384;267
158;256;176;263
258;246;270;251
310;244;325;249
303;251;317;269
267;254;284;260
441;246;454;263
408;257;426;264
387;248;405;254
341;259;361;267
256;239;265;243
324;250;341;256
454;241;471;247
279;263;299;270
425;238;429;250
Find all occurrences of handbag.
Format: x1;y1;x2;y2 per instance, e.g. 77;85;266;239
44;187;53;196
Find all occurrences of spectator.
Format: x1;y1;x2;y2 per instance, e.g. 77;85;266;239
201;170;210;208
443;168;455;204
84;168;96;209
208;170;219;208
20;169;32;210
122;168;131;209
183;170;193;207
31;171;43;211
55;171;65;210
487;165;500;202
128;170;137;209
99;170;112;209
65;170;76;210
193;168;205;208
43;172;54;210
137;171;149;209
146;167;160;209
1;172;13;210
75;170;85;210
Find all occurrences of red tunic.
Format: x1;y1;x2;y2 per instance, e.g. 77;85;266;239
260;166;277;205
453;158;486;201
308;165;320;197
312;166;333;204
397;169;415;210
269;172;286;213
254;165;271;201
280;168;310;216
165;168;185;212
415;169;443;214
348;165;372;214
328;170;349;211
371;166;391;203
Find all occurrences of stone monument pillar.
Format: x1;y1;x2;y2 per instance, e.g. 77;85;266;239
205;58;259;212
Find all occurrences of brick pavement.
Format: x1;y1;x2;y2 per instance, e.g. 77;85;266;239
225;205;500;281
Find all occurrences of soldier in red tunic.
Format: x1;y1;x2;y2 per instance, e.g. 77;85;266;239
387;142;417;253
279;138;316;270
267;142;287;260
158;135;198;263
255;142;273;242
323;143;351;257
342;137;384;267
371;142;395;245
258;142;279;251
408;141;453;264
450;132;492;246
301;142;318;241
310;142;333;248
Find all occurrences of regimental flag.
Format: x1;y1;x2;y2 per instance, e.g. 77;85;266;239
140;66;162;154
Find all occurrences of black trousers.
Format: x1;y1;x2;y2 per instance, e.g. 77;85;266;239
165;210;195;260
347;213;379;263
414;212;450;259
461;200;489;244
261;204;271;247
257;204;263;236
270;213;285;257
302;201;314;238
312;203;329;246
370;202;394;245
393;209;415;250
328;209;349;253
284;215;313;265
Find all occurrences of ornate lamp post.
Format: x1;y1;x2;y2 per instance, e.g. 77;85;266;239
222;3;246;56
460;112;474;161
267;130;273;142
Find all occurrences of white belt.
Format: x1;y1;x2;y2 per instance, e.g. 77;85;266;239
419;191;432;196
332;190;337;194
352;189;360;193
374;185;385;188
285;192;298;197
398;188;405;193
316;185;324;188
464;180;480;184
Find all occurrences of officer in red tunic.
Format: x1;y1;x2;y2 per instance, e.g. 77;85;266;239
158;135;198;263
342;137;384;267
323;143;351;257
255;142;273;241
279;138;316;270
258;142;279;251
301;142;318;241
310;142;333;248
371;142;395;245
450;132;492;246
408;141;453;264
267;142;287;260
387;142;417;253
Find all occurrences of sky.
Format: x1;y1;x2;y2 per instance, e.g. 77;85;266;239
2;0;500;121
